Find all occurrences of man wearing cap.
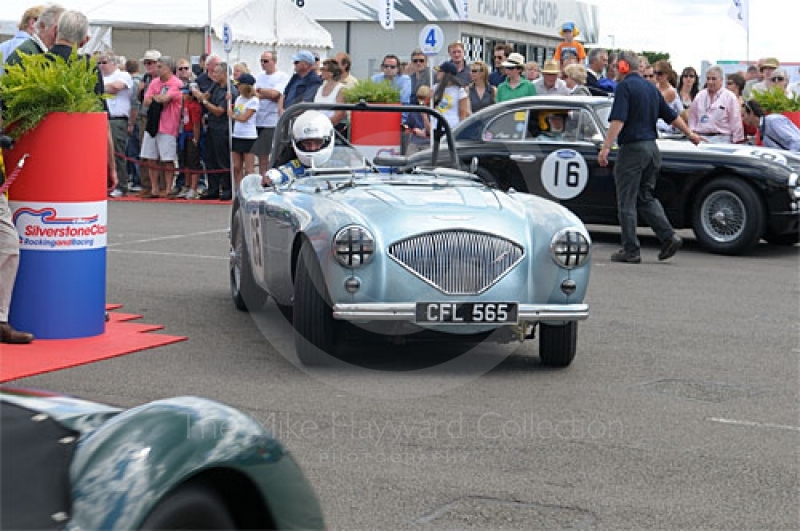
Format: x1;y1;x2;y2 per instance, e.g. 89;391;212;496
749;57;780;95
598;51;700;264
133;49;162;198
370;54;412;105
495;53;536;103
141;55;183;197
534;59;570;95
279;50;322;112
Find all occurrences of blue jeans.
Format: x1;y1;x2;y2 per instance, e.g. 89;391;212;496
614;140;675;255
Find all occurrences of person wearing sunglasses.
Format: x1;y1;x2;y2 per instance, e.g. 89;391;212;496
408;48;431;96
490;43;512;87
749;57;780;95
370;54;412;105
279;50;323;113
742;99;800;153
677;67;699;109
766;68;793;96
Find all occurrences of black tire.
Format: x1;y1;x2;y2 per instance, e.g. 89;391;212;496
691;177;765;255
230;212;268;312
139;483;235;530
539;322;577;368
293;242;337;366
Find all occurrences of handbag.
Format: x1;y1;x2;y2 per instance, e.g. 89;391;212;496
145;100;163;137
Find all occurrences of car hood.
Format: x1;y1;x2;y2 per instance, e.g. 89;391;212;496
303;177;584;243
658;139;800;170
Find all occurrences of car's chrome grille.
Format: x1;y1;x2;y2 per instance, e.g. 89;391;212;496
388;230;524;295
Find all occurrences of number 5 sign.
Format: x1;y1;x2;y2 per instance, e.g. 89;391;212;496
419;24;444;56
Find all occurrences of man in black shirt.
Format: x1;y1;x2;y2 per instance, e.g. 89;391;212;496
598;51;700;263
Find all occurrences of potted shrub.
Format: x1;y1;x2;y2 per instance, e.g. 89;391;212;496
342;78;403;146
750;86;800;130
0;49;109;339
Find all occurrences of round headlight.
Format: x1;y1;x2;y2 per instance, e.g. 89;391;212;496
333;225;375;268
550;228;591;269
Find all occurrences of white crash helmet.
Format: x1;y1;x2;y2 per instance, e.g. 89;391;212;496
291;110;334;168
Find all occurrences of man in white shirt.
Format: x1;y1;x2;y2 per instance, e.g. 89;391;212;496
534;59;570;95
99;52;134;196
254;51;289;176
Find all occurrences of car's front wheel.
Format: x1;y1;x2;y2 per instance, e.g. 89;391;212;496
538;322;577;368
293;241;337;366
230;213;268;312
691;177;765;255
139;483;235;530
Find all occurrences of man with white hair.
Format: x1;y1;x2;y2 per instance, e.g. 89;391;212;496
99;51;134;197
688;65;744;144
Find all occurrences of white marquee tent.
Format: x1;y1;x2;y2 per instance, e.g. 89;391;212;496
1;0;332;73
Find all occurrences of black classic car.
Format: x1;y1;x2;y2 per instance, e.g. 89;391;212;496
409;96;799;255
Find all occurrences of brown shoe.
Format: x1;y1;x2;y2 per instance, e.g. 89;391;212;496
0;322;34;344
138;192;159;199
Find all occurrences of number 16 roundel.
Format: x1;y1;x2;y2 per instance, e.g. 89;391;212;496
541;149;589;200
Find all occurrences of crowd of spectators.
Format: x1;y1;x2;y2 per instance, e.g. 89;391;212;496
2;13;799;202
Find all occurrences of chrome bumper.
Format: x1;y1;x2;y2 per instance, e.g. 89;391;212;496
332;303;589;322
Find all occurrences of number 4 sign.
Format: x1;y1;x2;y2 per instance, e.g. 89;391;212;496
419;24;444;56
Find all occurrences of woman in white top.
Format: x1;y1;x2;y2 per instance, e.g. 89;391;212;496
314;59;346;132
432;61;470;130
228;73;259;190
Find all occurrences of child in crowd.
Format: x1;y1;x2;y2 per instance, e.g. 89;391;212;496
229;73;259;191
554;22;586;64
174;86;203;199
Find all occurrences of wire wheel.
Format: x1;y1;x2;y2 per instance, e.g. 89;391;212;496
699;189;747;243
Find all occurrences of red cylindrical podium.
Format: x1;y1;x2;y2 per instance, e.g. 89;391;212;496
6;112;108;339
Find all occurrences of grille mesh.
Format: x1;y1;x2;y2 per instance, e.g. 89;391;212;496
388;230;524;295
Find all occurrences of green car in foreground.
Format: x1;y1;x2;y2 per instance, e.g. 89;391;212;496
0;387;324;530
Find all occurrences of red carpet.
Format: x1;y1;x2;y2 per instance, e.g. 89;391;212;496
0;305;187;382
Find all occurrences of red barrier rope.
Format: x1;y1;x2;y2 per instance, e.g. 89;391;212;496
0;154;29;195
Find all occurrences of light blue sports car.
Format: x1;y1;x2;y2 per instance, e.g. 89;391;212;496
229;103;591;367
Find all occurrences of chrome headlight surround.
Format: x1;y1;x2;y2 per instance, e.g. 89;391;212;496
550;228;591;269
333;225;375;268
788;172;800;201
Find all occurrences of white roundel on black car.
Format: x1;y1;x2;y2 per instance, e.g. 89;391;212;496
541;149;589;200
733;147;788;166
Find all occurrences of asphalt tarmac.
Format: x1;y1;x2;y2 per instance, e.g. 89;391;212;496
18;200;799;529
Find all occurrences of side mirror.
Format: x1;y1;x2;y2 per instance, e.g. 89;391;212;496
590;133;605;148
